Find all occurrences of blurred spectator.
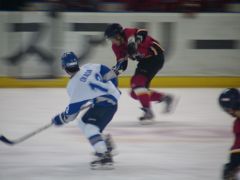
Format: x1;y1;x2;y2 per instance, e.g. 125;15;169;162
23;0;65;12
0;0;29;10
60;0;99;12
98;0;128;12
0;0;239;12
128;0;180;12
225;0;240;12
0;0;99;12
178;0;202;13
202;0;226;12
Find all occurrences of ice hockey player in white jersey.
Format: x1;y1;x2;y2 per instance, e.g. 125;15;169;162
52;52;121;169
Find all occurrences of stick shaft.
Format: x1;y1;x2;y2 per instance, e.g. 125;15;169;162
0;103;92;145
14;122;53;144
0;122;53;145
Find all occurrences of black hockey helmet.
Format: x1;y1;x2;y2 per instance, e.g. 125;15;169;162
104;23;123;39
61;52;80;74
219;88;240;110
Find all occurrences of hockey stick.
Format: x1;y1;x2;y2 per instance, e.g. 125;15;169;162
0;122;53;145
0;104;92;146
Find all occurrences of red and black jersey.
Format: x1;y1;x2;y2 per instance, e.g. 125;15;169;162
231;118;240;153
112;28;164;62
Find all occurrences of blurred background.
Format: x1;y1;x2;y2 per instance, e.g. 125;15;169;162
0;1;240;179
1;0;239;12
0;0;239;86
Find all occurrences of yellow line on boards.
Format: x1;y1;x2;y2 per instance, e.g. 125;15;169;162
0;76;239;88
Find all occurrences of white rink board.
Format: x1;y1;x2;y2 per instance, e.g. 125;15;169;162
0;12;240;77
0;88;234;180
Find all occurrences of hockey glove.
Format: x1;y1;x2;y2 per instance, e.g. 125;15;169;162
52;112;67;126
222;162;240;180
112;60;128;75
223;163;237;180
223;153;240;179
127;42;144;61
127;42;137;56
130;53;144;61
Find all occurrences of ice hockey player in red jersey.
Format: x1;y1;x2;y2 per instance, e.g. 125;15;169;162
104;23;177;123
219;88;240;180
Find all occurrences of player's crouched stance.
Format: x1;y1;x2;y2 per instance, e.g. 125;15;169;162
51;52;121;170
104;23;178;124
219;88;240;179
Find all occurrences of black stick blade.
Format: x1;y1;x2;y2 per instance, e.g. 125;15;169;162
0;135;14;145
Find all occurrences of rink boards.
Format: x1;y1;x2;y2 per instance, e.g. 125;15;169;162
0;12;239;88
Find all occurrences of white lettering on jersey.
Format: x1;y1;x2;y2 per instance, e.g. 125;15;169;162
67;64;120;104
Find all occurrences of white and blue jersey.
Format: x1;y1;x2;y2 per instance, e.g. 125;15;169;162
63;64;120;121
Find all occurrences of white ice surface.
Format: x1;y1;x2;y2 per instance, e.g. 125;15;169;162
0;88;234;180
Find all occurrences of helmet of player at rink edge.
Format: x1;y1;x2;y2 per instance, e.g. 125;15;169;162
104;23;123;39
219;88;240;110
61;52;80;74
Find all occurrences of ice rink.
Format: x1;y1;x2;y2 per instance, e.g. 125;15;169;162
0;88;234;180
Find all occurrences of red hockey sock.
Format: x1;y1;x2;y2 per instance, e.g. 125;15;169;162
150;91;164;102
133;88;151;108
138;93;151;108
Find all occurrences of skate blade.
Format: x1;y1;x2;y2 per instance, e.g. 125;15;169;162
91;163;114;170
110;150;119;156
139;119;155;125
162;96;180;114
92;150;119;157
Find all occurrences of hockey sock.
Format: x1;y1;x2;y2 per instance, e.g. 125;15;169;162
78;120;107;154
89;134;108;154
133;87;151;108
150;90;164;102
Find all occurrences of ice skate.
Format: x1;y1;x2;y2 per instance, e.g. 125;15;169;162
103;134;118;156
139;107;154;125
162;95;179;114
90;152;114;170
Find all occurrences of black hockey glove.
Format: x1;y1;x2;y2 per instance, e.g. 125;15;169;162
112;60;128;75
127;42;137;56
127;42;144;61
223;163;236;180
222;152;240;180
130;53;144;61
